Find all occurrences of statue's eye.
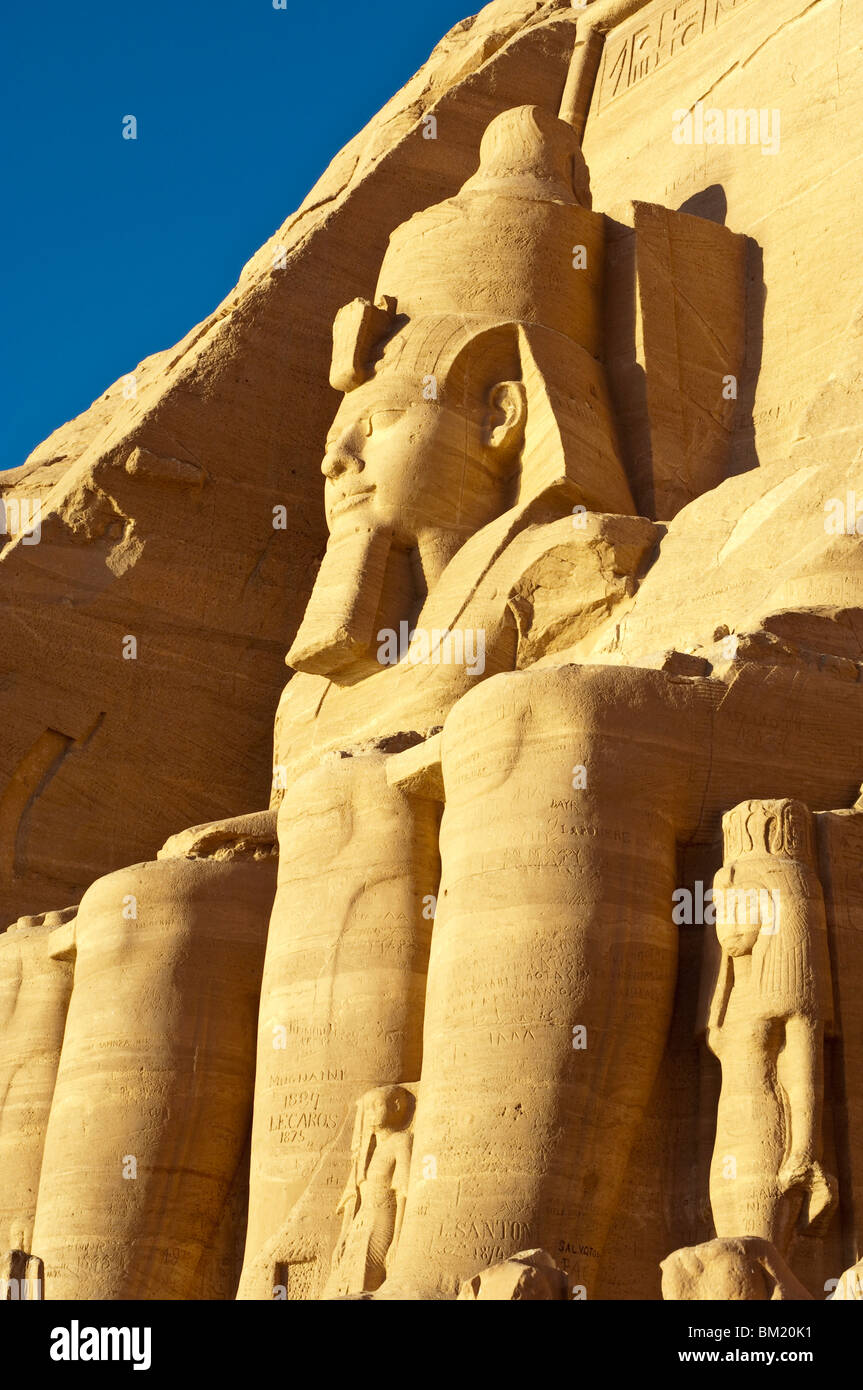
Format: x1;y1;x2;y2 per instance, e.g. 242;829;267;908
367;409;405;436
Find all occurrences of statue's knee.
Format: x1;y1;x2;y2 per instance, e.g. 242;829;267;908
441;663;703;833
443;663;677;750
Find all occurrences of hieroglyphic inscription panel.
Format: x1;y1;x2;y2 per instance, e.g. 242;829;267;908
595;0;756;112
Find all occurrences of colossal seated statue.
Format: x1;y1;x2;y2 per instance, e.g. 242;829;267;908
4;40;863;1304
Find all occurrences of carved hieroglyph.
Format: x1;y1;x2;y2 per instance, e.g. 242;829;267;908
4;0;863;1303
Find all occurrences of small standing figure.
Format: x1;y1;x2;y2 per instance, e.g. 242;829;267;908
704;798;836;1254
323;1085;415;1297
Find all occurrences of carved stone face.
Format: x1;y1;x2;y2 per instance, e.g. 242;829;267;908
713;865;764;957
321;371;524;546
716;918;761;958
365;1084;413;1132
365;1089;392;1129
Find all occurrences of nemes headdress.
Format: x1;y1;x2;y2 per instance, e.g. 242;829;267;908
330;104;634;517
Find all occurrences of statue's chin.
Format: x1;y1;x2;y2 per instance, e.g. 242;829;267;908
723;934;758;957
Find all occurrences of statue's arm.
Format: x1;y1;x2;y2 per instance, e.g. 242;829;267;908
778;1014;822;1170
385;1133;413;1268
777;1014;837;1227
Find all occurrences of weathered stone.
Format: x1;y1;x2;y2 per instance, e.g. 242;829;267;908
4;0;863;1307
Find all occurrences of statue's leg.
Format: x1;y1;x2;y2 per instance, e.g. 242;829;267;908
30;846;276;1299
0;910;74;1263
387;664;708;1298
239;751;440;1300
709;1017;790;1248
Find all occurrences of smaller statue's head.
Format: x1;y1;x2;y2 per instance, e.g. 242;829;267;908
713;866;765;957
714;798;818;956
364;1084;415;1133
323;319;526;548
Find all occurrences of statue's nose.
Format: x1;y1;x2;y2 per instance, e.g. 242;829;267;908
322;447;364;481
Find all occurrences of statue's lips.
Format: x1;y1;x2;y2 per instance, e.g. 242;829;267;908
328;486;375;519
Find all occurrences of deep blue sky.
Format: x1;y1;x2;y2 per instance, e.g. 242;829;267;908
1;0;476;470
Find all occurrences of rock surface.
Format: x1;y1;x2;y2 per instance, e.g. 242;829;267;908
0;0;578;928
3;0;863;1307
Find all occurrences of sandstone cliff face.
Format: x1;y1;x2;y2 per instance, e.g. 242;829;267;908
0;0;576;926
6;0;856;929
4;0;863;1308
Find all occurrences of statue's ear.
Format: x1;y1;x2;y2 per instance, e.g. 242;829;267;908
483;381;526;465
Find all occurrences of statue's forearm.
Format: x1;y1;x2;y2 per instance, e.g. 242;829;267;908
778;1015;823;1164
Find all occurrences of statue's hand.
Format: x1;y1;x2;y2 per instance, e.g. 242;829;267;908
778;1158;838;1230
